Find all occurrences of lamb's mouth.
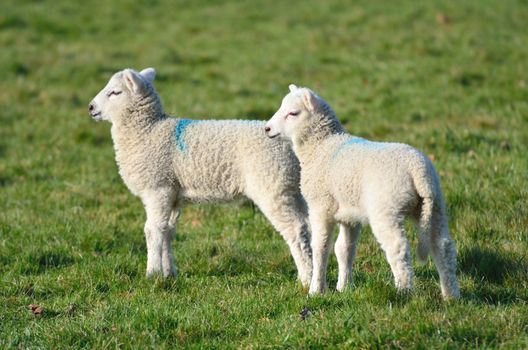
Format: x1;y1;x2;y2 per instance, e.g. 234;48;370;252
267;133;279;139
90;111;102;121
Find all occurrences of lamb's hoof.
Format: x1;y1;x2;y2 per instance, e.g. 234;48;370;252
336;281;353;292
146;270;162;278
308;289;326;296
298;274;312;289
442;287;461;301
299;281;310;292
442;294;460;301
394;279;413;293
146;266;164;278
147;269;177;279
308;283;327;296
163;267;178;278
395;287;413;301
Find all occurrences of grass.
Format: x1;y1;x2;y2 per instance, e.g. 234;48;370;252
1;0;527;348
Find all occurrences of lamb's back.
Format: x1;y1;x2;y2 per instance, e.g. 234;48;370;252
173;119;297;201
328;135;429;207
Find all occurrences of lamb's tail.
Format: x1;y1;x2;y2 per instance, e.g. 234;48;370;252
411;154;439;264
417;195;434;263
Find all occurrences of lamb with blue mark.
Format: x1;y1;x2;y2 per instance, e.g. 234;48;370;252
174;119;200;152
88;68;313;286
331;137;388;161
265;84;460;300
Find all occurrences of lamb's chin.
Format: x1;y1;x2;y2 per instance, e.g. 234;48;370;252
90;113;103;122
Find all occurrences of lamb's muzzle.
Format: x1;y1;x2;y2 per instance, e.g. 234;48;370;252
264;123;279;138
88;101;102;120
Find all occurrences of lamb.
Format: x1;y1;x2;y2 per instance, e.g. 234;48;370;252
264;84;460;299
88;68;312;286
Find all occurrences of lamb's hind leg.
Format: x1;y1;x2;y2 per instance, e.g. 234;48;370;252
429;205;460;299
247;192;313;288
370;217;413;292
143;190;177;277
335;223;361;292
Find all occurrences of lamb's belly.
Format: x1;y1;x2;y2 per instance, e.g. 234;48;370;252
334;205;368;225
181;186;241;202
180;169;242;202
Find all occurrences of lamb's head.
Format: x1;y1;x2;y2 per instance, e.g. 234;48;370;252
88;68;157;123
265;84;336;141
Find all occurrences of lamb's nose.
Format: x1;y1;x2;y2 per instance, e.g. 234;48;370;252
88;103;94;112
264;126;271;133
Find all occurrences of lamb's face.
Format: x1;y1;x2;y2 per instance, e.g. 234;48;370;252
88;68;156;123
265;84;317;140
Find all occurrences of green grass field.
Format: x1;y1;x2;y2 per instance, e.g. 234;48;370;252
1;0;527;348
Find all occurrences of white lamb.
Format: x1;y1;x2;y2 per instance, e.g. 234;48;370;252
265;84;460;299
88;68;312;286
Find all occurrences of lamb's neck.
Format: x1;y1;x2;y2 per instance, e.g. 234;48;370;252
111;97;165;145
113;112;163;135
292;113;344;164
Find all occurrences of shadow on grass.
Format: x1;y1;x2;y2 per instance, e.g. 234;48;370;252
152;276;186;294
21;251;76;275
204;253;274;277
457;246;527;305
465;286;522;305
458;246;523;284
412;245;527;305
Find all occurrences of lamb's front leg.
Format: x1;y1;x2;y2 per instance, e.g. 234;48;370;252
335;223;361;291
143;191;176;277
309;210;335;295
161;208;180;277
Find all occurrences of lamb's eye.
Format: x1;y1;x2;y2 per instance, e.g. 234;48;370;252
107;90;122;97
286;111;300;118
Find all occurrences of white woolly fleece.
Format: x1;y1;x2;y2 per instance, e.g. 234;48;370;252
265;85;460;299
89;68;313;286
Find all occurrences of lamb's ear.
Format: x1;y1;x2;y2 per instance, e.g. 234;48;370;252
139;67;156;83
289;84;298;92
301;89;319;112
123;69;145;93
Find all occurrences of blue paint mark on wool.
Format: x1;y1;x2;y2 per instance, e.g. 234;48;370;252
342;137;370;147
332;137;384;160
174;119;198;151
